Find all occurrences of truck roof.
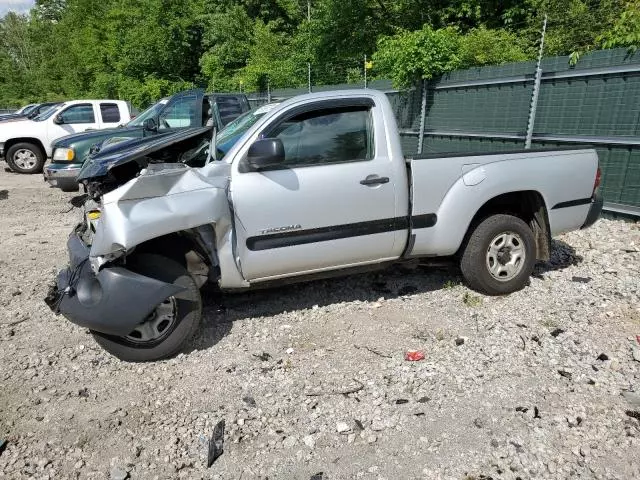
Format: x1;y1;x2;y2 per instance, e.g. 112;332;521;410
280;89;386;102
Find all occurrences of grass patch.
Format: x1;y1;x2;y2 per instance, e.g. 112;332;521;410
443;279;460;290
462;292;483;307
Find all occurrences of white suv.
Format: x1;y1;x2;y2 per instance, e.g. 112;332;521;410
0;100;131;174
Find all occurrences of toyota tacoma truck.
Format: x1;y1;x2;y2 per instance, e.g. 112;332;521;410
44;90;250;191
46;89;603;362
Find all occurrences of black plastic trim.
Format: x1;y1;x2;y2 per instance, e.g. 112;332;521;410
263;97;376;139
581;189;603;229
551;197;593;209
50;233;185;336
412;213;438;228
246;213;437;251
360;176;389;185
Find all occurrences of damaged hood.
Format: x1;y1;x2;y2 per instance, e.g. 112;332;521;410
76;126;212;182
54;126;143;148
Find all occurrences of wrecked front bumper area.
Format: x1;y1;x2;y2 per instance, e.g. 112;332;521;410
46;231;185;336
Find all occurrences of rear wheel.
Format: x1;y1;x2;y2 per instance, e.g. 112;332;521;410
6;142;46;174
460;214;536;295
91;254;202;362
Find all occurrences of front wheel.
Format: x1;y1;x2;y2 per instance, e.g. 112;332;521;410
6;142;46;174
460;214;536;295
91;254;202;362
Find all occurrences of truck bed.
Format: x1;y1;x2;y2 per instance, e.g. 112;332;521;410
405;148;599;257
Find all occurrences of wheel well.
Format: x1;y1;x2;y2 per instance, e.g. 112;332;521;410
129;228;220;284
5;137;47;157
466;190;551;261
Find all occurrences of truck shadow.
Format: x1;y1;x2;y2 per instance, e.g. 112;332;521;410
190;239;582;352
533;239;583;277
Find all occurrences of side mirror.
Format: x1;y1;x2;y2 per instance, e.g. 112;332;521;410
247;138;285;170
53;114;63;125
143;118;157;132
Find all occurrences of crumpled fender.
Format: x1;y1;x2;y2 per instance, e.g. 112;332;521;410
88;164;248;289
52;234;185;336
90;166;232;258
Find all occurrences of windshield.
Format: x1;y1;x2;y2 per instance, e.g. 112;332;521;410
20;104;38;115
33;103;65;122
126;98;169;127
28;103;57;119
216;103;279;145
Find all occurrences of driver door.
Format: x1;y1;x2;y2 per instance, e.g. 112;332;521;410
230;98;400;282
47;103;100;141
157;89;205;131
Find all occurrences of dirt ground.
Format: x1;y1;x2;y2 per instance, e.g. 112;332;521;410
0;166;639;480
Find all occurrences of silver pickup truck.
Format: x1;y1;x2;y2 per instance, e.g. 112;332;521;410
46;89;603;361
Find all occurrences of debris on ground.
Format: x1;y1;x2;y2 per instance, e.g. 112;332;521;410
571;276;592;283
404;350;425;361
109;465;129;480
0;169;639;479
207;420;225;467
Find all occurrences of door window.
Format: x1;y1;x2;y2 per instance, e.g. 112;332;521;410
60;104;95;124
100;103;121;123
158;95;197;129
215;96;249;126
267;106;373;167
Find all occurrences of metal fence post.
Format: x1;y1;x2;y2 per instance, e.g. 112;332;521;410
267;77;271;103
364;55;367;89
525;15;547;149
307;63;311;93
417;80;427;154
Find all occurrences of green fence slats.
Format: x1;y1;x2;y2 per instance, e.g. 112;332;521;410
245;48;640;210
418;48;640;210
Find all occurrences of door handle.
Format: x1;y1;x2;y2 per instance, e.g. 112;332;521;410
360;176;389;186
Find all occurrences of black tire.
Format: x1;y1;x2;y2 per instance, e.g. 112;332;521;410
59;180;80;192
91;254;202;362
6;142;46;174
460;214;536;296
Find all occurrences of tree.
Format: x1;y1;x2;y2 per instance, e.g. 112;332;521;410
372;26;462;88
599;0;640;50
459;27;529;67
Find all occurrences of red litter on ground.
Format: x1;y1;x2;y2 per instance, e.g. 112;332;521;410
404;350;425;361
636;335;640;346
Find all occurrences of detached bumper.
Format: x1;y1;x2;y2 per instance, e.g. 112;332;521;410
581;188;603;229
44;163;82;190
45;232;185;336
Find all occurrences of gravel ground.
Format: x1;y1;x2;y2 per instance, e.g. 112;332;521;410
0;167;639;480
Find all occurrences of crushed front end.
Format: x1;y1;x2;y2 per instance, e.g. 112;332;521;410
45;206;185;336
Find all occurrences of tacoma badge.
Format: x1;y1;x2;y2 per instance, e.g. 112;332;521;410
260;224;302;235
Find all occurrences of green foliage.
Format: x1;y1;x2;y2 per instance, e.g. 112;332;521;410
373;25;530;88
462;292;483;307
599;1;640;51
458;27;529;67
0;0;637;107
373;26;462;88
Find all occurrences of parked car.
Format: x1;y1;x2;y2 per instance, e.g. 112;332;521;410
0;102;61;122
46;89;603;361
44;90;250;191
0;104;35;120
70;102;280;185
0;100;132;174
